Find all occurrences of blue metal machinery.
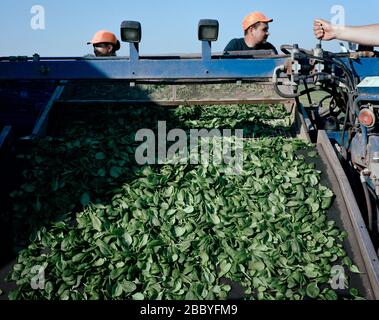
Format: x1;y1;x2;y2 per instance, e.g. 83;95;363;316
1;45;379;81
1;19;379;240
0;51;287;80
271;44;379;240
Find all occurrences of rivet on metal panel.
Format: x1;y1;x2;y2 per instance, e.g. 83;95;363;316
39;66;50;75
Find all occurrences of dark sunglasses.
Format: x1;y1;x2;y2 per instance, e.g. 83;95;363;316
93;43;109;48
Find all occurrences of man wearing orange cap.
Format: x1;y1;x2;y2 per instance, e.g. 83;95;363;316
87;30;121;57
224;12;277;54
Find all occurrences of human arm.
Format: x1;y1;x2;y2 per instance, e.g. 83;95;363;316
314;19;379;46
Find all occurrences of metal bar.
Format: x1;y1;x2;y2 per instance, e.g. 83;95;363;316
224;50;277;57
30;82;67;138
129;43;139;62
294;104;311;142
201;41;211;61
0;126;12;150
55;98;293;106
317;130;379;299
0;58;288;80
172;85;177;101
299;103;315;132
0;52;288;61
1;56;378;80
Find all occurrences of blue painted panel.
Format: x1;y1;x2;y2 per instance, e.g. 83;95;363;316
349;58;379;79
357;87;379;95
0;55;378;82
326;131;350;148
0;57;287;80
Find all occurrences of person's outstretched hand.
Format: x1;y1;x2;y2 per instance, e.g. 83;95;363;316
313;19;336;41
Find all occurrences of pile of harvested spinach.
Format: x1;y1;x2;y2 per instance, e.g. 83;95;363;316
5;103;361;300
174;104;292;137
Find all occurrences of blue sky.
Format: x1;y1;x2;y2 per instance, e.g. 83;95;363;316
0;0;378;57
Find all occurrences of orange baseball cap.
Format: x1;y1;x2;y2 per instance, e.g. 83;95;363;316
242;12;273;31
87;30;118;45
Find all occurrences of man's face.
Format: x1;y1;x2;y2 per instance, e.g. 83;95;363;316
250;22;270;44
93;43;114;57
